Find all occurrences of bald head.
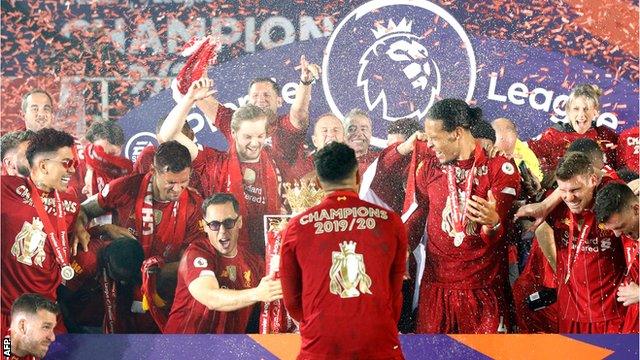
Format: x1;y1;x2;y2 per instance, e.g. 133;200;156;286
312;113;344;150
491;118;518;156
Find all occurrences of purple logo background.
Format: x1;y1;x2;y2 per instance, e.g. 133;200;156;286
120;0;637;160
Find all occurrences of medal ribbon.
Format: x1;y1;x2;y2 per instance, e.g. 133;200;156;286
565;211;595;283
134;173;188;258
445;145;483;234
625;241;639;277
27;179;70;273
101;268;117;334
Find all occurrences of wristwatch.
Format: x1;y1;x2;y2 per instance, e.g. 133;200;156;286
488;221;501;231
300;78;314;85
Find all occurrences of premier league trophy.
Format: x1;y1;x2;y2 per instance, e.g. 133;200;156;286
260;181;325;334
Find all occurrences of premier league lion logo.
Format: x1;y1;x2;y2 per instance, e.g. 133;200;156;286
357;18;441;121
322;0;476;147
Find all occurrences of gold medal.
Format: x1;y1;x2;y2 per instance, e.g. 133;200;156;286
243;168;256;185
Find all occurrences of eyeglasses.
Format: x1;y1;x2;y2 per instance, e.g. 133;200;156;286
205;216;239;231
46;158;78;170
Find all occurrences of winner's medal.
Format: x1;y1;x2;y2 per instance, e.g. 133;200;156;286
446;158;478;247
61;265;75;280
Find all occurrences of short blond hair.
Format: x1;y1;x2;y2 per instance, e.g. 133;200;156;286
231;104;274;132
565;84;602;111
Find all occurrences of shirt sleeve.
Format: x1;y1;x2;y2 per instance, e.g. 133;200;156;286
133;146;155;174
97;175;134;211
210;105;234;142
180;243;218;288
279;222;303;322
527;129;555;174
480;158;521;245
270;114;308;167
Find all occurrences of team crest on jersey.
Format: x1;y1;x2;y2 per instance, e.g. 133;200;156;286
243;270;252;287
11;218;47;267
329;241;372;298
222;265;238;282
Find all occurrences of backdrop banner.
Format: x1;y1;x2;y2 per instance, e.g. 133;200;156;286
118;0;638;161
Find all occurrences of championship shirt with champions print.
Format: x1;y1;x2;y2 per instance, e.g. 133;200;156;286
280;190;407;359
545;183;626;323
1;176;79;329
164;238;261;334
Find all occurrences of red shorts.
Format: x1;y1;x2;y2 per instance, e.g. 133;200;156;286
559;317;623;334
511;273;558;333
622;303;639;333
417;284;509;334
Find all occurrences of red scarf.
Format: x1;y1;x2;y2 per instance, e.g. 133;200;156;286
84;144;133;195
133;172;189;259
225;142;282;217
27;179;72;280
402;140;431;221
175;37;220;95
140;256;167;331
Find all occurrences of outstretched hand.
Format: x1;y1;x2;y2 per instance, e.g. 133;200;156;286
186;77;215;102
396;131;428;156
296;55;321;83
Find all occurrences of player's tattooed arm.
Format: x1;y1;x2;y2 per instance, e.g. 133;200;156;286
80;194;107;222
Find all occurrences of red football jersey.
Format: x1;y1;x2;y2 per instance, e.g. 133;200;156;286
189;147;228;198
97;173;203;332
621;235;639;333
546;191;626;324
1;176;79;331
617;126;639;172
280;190;407;360
528;124;618;175
97;173;203;262
164;238;262;333
214;105;306;184
400;147;520;289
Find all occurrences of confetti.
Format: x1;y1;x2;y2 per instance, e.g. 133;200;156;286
0;0;636;134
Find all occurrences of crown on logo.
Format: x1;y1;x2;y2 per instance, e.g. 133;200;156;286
371;18;413;39
339;241;357;254
283;181;325;214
